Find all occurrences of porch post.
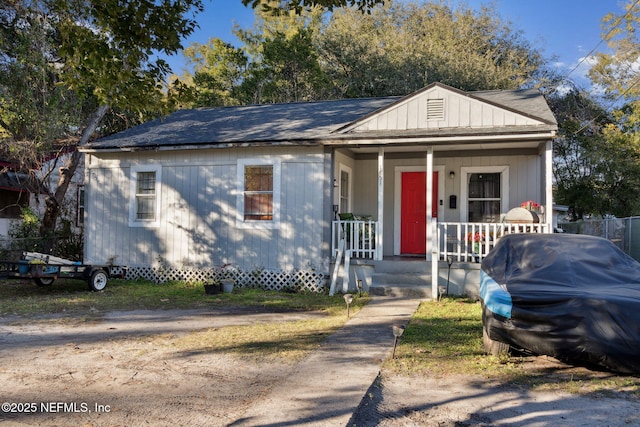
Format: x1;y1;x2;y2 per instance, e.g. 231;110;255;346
545;140;553;233
426;148;433;261
376;148;384;260
427;148;439;299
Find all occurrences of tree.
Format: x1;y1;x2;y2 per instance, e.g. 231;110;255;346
177;0;549;107
2;0;386;249
550;88;612;220
177;2;332;105
586;0;640;216
183;38;248;106
1;0;203;246
242;0;384;13
238;27;331;103
316;1;548;97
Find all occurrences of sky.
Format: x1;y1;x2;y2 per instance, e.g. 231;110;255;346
165;0;627;93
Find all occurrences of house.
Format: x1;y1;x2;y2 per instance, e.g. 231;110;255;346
0;168;33;237
0;152;85;258
79;82;557;297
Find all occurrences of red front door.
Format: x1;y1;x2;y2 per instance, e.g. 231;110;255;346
401;172;438;254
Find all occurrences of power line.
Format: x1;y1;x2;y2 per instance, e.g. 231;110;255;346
564;0;640;80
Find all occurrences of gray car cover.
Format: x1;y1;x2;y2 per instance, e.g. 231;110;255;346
480;233;640;374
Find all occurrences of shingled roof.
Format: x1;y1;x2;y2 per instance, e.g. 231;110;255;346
84;83;556;151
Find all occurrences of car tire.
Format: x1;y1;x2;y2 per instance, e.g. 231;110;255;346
88;269;108;291
34;277;55;287
483;327;510;356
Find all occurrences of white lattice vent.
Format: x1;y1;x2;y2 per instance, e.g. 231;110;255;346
124;267;327;293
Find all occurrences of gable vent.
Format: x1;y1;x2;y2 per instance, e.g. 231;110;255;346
426;99;445;120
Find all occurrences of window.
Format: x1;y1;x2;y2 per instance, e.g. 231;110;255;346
244;165;273;220
339;169;350;213
0;190;29;219
136;172;157;220
76;186;85;226
129;165;161;227
237;158;280;229
468;173;501;222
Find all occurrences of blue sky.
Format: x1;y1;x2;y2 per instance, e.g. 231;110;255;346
167;0;625;92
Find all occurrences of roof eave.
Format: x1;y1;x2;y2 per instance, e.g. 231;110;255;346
80;127;556;153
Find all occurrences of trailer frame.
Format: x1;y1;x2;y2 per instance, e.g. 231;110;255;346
0;252;127;291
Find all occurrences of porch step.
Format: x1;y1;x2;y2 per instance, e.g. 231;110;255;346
369;259;431;274
369;285;433;298
369;272;433;298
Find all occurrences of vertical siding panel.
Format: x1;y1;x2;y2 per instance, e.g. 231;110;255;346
195;166;209;266
493;109;504;126
447;94;458;127
459;98;470;127
87;168;103;264
482;105;492;124
164;166;174;264
469;103;482;126
282;162;295;269
407;99;418;129
397;103;408;129
387;109;398;130
112;168;128;266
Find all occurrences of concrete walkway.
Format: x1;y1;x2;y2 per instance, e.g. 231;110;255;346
231;296;423;427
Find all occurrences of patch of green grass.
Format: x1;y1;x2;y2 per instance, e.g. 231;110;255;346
0;278;369;318
173;316;346;362
0;278;369;363
385;297;640;398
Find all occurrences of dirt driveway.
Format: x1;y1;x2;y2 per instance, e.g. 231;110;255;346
1;308;639;427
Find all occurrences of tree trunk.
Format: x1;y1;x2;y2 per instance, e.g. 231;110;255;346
39;104;109;250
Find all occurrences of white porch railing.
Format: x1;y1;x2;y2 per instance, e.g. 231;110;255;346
331;220;379;259
438;222;550;263
331;220;550;263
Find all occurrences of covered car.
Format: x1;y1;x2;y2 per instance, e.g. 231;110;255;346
480;233;640;374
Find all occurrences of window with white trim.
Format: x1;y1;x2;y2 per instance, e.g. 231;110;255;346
244;165;273;220
339;165;352;213
129;165;161;227
237;158;281;229
468;173;501;222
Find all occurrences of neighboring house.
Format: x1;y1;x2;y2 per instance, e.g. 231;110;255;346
0;168;33;237
0;151;85;252
79;82;557;296
37;150;86;233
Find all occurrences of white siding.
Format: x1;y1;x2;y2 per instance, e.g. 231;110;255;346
84;146;328;272
349;86;544;132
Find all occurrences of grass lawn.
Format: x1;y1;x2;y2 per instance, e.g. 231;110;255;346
386;297;640;397
0;278;370;363
1;278;638;395
0;278;367;317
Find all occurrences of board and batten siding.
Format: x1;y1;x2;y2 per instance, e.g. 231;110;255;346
348;86;544;132
84;146;329;272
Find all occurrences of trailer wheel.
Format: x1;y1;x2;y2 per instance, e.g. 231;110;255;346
88;269;108;291
34;277;55;287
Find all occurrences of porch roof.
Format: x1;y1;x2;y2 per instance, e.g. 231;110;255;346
82;83;557;152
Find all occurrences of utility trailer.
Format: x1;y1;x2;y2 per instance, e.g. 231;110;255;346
0;252;127;291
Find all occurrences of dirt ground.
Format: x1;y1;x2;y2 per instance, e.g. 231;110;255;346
1;308;639;427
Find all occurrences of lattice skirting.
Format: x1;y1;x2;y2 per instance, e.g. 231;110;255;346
123;266;328;293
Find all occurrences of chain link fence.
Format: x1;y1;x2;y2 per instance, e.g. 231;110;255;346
560;216;640;262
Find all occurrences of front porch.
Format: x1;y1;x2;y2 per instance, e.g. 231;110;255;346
330;220;550;297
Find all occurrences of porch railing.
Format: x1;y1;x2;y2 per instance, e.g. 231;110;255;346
331;220;550;263
331;219;379;259
438;222;550;263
